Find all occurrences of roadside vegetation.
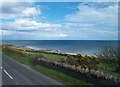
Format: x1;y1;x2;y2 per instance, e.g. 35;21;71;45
2;45;94;86
95;47;119;75
0;45;2;53
1;45;119;86
33;65;94;86
23;47;119;76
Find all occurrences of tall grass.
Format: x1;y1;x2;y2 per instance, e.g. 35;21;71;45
95;46;119;73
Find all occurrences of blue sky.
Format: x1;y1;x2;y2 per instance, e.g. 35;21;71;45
0;1;118;40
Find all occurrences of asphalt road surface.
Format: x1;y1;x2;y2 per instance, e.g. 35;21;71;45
1;54;63;85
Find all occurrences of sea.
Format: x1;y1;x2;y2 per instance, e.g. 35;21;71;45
1;40;118;56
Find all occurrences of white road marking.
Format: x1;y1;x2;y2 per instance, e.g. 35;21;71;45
1;67;3;69
21;64;25;67
3;69;13;79
26;66;31;69
21;64;31;69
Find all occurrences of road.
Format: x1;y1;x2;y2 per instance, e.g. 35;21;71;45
1;54;63;85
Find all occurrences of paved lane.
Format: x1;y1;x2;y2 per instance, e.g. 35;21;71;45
2;54;63;85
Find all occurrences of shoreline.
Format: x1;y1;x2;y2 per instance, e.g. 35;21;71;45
1;44;95;56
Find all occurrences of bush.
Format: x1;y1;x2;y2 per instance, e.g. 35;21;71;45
61;58;67;63
30;54;46;65
30;57;39;65
95;47;119;60
95;46;119;73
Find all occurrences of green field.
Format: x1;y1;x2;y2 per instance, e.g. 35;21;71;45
27;52;68;61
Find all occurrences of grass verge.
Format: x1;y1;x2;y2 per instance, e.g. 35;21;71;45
33;65;94;86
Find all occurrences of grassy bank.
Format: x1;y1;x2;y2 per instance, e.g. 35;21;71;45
2;47;94;86
2;47;30;64
97;59;118;75
0;46;2;53
33;65;94;86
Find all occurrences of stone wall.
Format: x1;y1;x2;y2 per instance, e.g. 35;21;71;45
37;58;119;87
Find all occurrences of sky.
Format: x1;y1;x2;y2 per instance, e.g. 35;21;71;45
0;1;118;40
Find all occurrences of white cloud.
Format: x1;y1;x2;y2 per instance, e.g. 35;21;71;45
21;7;41;17
59;33;68;37
1;1;59;31
46;33;68;38
1;2;31;14
1;1;62;39
0;1;42;19
1;29;68;40
64;22;94;27
0;1;61;31
93;29;118;35
0;30;15;35
63;3;118;40
1;2;33;19
65;4;118;26
2;19;62;30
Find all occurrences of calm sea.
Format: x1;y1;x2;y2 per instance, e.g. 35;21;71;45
2;40;118;56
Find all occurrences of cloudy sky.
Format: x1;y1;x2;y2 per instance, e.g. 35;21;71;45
1;1;118;40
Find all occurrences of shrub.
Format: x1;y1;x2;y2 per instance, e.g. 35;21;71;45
61;58;67;63
95;46;119;73
30;57;39;65
30;54;46;65
76;53;82;58
95;47;119;60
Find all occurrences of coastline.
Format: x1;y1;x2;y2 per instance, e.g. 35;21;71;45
2;40;118;56
1;44;88;57
1;40;118;55
1;44;79;56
